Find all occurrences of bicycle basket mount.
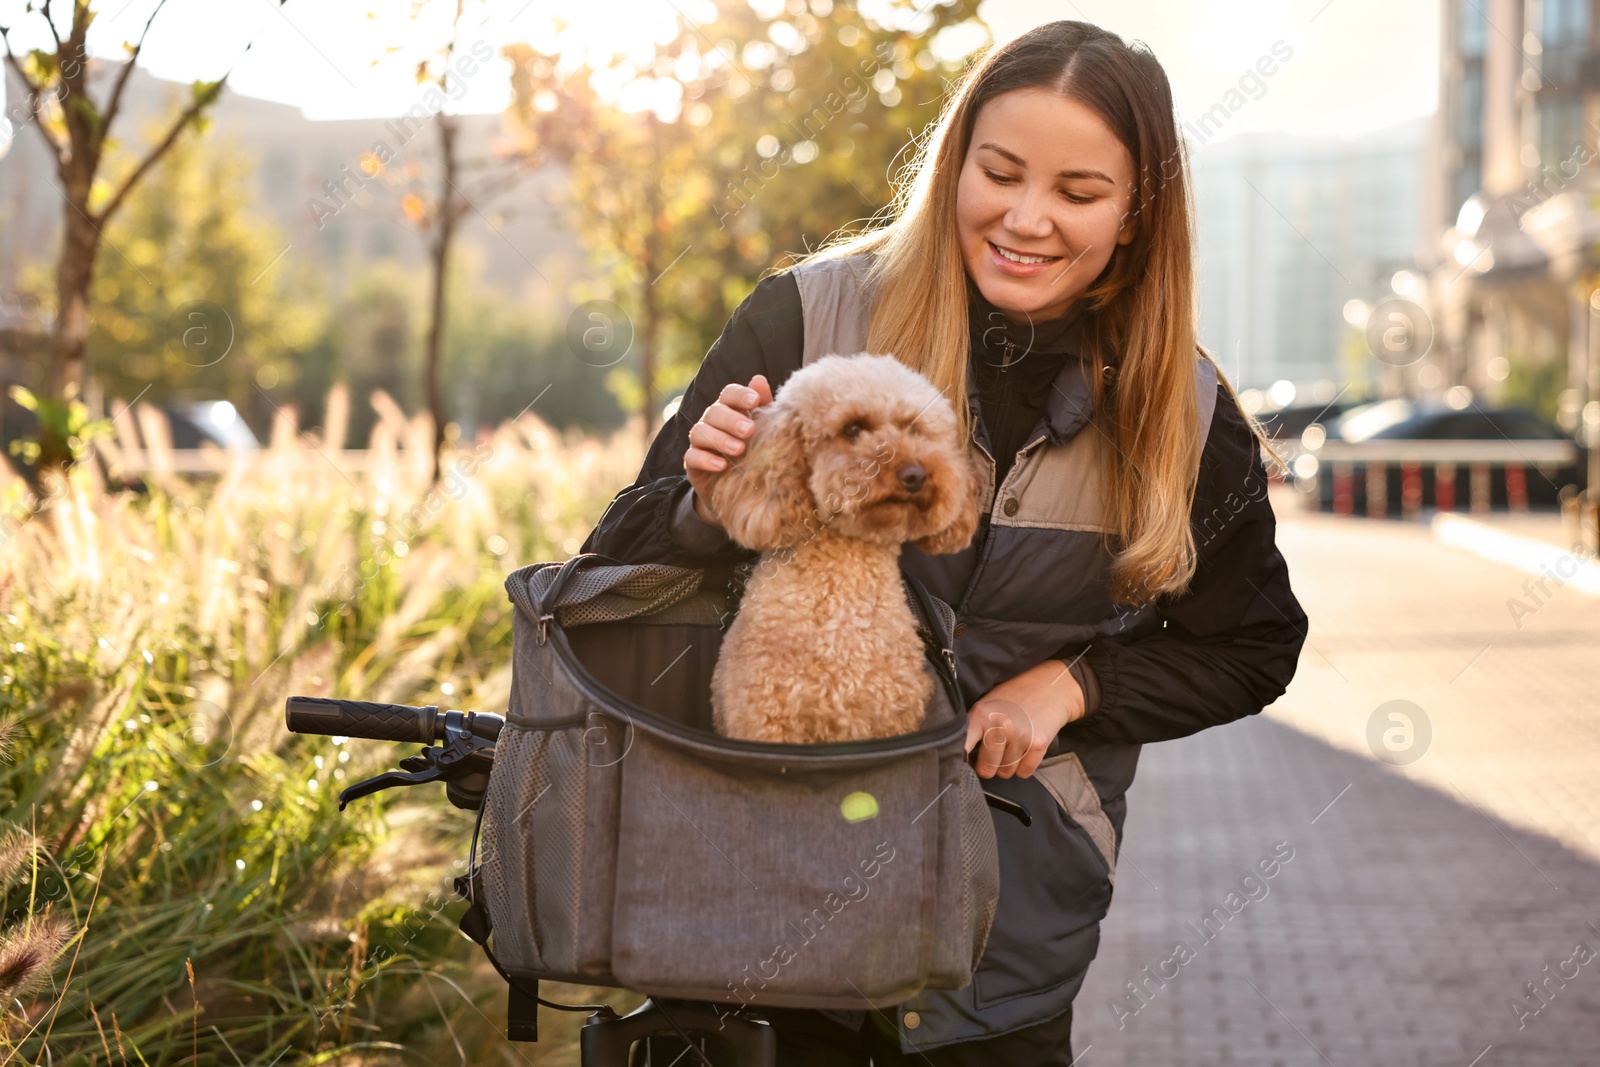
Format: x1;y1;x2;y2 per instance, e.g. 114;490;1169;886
468;552;1000;1016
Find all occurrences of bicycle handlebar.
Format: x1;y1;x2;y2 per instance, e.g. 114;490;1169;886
285;696;503;745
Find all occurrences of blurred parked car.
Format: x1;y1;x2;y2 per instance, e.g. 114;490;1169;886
163;400;260;451
1334;399;1563;444
1254;400;1350;445
1311;399;1580;513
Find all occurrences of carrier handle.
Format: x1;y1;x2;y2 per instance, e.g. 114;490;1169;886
527;552;627;643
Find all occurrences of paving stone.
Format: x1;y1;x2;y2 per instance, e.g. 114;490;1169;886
1069;499;1600;1066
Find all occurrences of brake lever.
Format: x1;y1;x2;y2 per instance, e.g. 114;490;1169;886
337;711;498;810
339;763;449;809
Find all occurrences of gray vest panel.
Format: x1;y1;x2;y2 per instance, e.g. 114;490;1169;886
790;253;878;366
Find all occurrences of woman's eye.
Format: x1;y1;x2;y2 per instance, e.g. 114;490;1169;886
841;420;868;439
986;168;1096;204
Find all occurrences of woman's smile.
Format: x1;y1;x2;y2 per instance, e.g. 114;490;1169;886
986;239;1065;276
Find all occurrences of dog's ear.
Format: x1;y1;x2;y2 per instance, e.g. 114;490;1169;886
710;401;816;551
913;448;982;555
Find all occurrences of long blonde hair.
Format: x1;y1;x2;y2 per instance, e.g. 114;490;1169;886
785;20;1214;606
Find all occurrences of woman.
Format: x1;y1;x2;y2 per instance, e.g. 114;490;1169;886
583;19;1307;1067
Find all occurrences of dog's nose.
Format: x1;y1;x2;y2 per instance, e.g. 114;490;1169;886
896;465;926;493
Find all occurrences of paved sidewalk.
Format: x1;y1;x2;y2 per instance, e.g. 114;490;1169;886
1071;496;1600;1067
1453;511;1572;548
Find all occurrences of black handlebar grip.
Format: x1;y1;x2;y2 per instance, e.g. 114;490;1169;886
285;696;438;744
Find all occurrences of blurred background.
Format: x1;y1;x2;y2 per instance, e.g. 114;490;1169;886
1;0;1597;1064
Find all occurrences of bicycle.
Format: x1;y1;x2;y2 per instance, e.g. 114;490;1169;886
286;685;1031;1067
285;693;780;1067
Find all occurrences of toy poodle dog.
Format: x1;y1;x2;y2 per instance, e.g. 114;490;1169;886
707;353;981;744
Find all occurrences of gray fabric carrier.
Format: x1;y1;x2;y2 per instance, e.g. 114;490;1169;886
476;553;1002;1009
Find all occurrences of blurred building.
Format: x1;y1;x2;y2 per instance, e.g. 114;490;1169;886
1190;120;1427;391
1428;0;1598;434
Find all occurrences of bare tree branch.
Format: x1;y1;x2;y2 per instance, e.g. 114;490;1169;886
103;0;172;133
96;0;284;225
44;0;63;50
0;23;44;97
95;78;224;224
459;158;536;212
0;32;67;164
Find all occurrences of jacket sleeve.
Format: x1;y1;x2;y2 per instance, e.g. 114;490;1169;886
579;271;803;568
1061;382;1308;746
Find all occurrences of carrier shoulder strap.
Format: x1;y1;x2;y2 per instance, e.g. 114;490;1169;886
792;252;877;368
450;867;540;1042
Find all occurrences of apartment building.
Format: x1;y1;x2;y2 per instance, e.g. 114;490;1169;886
1429;0;1600;432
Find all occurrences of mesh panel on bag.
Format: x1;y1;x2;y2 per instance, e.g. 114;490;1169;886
906;587;958;648
478;728;540;969
526;563;704;628
959;768;1000;971
533;726;590;971
478;722;592;972
520;558;952;641
476;788;511;947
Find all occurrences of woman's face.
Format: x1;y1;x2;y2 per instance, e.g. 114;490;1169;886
955;88;1138;323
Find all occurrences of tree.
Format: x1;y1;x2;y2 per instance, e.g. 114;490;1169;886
0;0;280;468
384;0;539;480
48;130;325;413
505;73;708;444
505;0;987;439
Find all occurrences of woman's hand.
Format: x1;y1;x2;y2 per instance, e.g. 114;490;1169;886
965;659;1087;779
683;374;775;527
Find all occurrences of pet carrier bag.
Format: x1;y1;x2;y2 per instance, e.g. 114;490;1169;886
468;551;1002;1015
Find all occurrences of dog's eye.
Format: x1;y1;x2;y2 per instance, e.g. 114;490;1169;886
840;419;869;440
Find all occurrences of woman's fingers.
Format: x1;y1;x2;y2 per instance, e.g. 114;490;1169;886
965;700;1042;779
747;374;774;407
701;400;755;442
717;380;766;413
964;710;987;760
684;445;728;474
687;415;747;460
683;377;774;503
1012;734;1052;780
968;707;1014;779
